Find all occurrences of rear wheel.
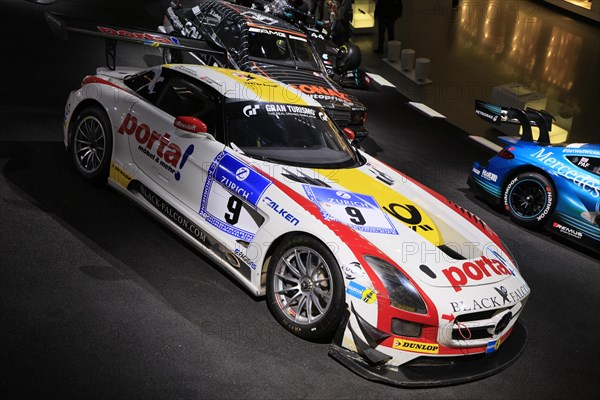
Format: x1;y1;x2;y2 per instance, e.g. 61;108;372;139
266;235;345;342
162;48;182;64
69;105;112;183
503;172;555;228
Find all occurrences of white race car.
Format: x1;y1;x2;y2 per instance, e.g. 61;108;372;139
63;64;529;386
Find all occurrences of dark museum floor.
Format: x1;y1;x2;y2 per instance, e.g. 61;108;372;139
0;1;598;399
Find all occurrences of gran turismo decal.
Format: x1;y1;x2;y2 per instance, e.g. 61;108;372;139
450;284;530;312
392;338;440;354
442;256;511;292
97;26;181;47
118;113;194;181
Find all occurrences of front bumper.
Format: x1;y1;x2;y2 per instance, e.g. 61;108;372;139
329;320;527;387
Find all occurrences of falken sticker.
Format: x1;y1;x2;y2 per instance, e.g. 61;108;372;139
200;152;271;241
303;186;398;235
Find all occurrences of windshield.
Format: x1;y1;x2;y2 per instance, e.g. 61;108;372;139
247;28;321;71
225;101;359;168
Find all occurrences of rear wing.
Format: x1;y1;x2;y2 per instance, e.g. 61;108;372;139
474;100;553;143
44;12;226;70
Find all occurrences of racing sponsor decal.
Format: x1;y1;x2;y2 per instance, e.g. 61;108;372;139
530;147;600;198
265;104;316;117
118;113;194;181
289;84;352;103
472;167;481;175
199;152;270;241
263;196;299;226
97;26;181;47
552;222;583;239
392;338;439;354
481;169;498;182
342;262;365;280
234;248;258;270
449;284;530;312
486;338;503;354
248;26;285;37
110;162;133;188
314;168;441;242
442;256;512;292
346;281;377;304
303;186;398;235
138;184;207;245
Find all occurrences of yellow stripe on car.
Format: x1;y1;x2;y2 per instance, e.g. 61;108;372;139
215;68;307;105
315;168;443;244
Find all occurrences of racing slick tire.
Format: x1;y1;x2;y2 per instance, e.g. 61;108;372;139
503;171;555;228
69;105;112;183
267;235;345;342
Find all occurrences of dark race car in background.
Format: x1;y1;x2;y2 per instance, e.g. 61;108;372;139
469;100;600;252
238;0;373;90
159;0;369;139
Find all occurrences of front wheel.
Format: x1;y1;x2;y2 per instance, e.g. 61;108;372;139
503;172;555;228
69;105;112;183
266;235;345;342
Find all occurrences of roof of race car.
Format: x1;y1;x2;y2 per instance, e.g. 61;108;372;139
164;64;317;105
200;0;306;36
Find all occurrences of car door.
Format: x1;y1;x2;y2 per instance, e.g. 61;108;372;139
125;68;225;213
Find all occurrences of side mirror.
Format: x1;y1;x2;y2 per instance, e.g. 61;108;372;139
343;127;355;141
336;43;361;73
174;116;207;134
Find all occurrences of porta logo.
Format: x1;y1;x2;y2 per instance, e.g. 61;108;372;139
118;113;194;181
441;256;511;292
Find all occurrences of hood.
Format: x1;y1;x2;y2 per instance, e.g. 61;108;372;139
252;152;520;294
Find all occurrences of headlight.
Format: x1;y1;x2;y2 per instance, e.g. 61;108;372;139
363;256;427;314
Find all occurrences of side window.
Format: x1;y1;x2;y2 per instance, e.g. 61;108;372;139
123;67;167;104
216;20;241;51
566;156;600;176
155;77;218;135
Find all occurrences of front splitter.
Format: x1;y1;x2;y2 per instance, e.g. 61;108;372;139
328;321;527;388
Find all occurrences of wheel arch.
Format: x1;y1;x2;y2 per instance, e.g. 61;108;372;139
501;164;557;200
259;230;342;291
67;98;113;149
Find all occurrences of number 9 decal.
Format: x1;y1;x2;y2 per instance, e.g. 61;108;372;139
225;196;242;225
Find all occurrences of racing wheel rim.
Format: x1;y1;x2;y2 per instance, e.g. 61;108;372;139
273;246;334;325
73;115;107;174
508;178;547;219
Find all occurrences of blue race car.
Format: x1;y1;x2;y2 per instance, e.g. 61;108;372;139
468;100;600;251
